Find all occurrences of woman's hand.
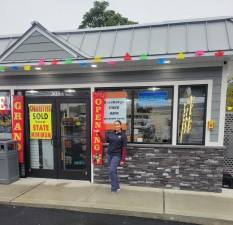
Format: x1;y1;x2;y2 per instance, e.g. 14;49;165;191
119;160;125;166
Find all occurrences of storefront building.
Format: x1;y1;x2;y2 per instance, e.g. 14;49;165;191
0;17;232;192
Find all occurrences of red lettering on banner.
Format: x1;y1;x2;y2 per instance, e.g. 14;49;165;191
12;96;24;163
92;92;105;165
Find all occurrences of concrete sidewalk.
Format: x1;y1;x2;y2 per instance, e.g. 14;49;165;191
0;178;232;225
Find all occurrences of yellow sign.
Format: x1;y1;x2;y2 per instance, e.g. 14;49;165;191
180;95;195;143
29;104;52;139
208;120;215;130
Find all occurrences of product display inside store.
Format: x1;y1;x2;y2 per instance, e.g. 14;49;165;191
0;92;12;139
61;103;87;170
101;87;173;144
133;88;172;143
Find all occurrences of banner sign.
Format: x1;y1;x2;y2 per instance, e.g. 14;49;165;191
29;104;52;139
12;96;24;163
104;92;127;130
92;92;105;165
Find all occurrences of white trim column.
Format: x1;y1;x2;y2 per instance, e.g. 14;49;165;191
172;84;178;145
205;80;213;146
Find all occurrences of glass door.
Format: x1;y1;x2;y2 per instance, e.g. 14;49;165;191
57;98;91;180
25;98;58;178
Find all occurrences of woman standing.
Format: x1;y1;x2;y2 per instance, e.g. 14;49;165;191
99;120;127;192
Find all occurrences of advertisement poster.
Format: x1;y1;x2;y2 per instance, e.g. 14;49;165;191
29;104;52;139
12;96;24;163
92;92;105;165
104;91;127;130
138;91;168;108
0;94;11;138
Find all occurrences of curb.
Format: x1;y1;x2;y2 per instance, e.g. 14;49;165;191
6;200;233;225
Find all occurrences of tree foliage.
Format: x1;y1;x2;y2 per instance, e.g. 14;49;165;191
79;1;137;29
226;81;233;111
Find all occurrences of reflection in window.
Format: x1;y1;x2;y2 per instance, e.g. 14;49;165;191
30;139;54;170
134;88;173;143
178;86;207;145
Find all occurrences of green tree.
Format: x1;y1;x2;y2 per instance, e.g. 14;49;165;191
79;1;137;29
226;80;233;111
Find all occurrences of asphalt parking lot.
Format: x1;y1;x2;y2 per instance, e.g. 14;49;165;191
0;205;197;225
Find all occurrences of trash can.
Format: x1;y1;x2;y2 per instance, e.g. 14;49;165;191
0;139;19;184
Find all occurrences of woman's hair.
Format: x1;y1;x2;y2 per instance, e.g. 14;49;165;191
114;120;122;125
114;120;122;132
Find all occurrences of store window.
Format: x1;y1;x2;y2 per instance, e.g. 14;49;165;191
133;87;173;143
177;85;207;145
0;91;11;139
99;87;173;144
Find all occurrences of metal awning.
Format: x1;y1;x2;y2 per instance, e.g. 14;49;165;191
1;16;233;62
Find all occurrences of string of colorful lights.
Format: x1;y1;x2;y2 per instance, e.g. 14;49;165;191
0;50;225;72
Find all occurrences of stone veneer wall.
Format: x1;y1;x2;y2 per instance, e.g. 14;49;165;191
94;144;225;192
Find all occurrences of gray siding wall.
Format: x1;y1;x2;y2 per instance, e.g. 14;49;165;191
4;31;74;61
0;66;222;143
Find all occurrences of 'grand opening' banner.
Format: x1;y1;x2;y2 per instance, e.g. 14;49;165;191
92;92;104;165
12;96;24;163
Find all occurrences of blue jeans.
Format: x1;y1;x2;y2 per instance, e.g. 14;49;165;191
107;154;120;192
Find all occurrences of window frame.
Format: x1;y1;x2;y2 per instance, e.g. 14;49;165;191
176;84;208;146
96;86;174;144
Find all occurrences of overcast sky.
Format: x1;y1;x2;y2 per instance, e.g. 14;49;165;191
1;0;233;35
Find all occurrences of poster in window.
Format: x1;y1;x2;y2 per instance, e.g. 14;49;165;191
29;104;52;139
104;92;127;130
0;95;11;138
